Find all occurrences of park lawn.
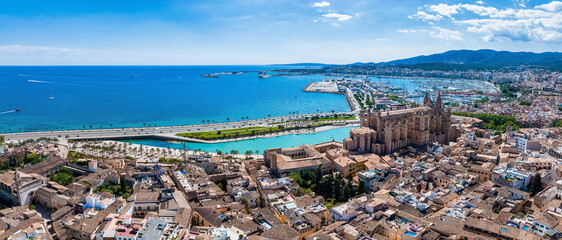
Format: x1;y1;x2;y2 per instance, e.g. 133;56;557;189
282;115;355;123
315;116;356;121
177;126;283;139
176;123;331;140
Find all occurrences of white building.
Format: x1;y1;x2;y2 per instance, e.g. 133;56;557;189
491;166;531;191
84;194;115;210
0;171;47;206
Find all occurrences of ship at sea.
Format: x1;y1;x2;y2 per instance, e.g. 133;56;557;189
258;70;270;78
48;89;55;100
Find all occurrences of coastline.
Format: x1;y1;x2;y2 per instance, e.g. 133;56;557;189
3;112;358;143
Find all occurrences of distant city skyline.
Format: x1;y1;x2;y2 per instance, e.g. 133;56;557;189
0;0;561;65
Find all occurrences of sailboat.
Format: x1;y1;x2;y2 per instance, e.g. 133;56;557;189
48;89;55;100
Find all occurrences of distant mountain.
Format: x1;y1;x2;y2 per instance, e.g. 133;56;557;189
376;49;562;69
269;63;331;67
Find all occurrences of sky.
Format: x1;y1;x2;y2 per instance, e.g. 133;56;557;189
0;0;561;65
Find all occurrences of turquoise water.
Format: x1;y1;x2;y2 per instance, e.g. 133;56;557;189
121;127;354;153
404;231;417;237
522;225;530;231
0;66;349;133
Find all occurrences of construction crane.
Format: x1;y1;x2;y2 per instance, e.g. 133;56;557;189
181;142;188;173
147;155;163;180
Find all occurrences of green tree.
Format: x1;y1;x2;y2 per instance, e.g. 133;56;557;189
529;173;543;197
245;150;253;159
294;187;307;197
315;167;323;184
358;180;366;194
519;100;532;106
333;177;342;201
0;135;4;146
241;198;250;213
120;176;127;195
25;153;43;164
343;184;352;201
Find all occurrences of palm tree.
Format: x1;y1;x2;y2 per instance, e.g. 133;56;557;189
226;118;230;122
245;150;253;159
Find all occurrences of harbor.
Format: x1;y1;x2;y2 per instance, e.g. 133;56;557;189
302;75;500;109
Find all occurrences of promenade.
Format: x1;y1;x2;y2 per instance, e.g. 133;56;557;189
4;112;359;142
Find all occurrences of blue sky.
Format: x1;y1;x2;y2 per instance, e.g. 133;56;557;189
0;0;560;65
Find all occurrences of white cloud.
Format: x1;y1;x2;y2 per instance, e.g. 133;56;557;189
476;1;484;5
322;13;352;21
313;1;330;7
429;3;461;17
0;45;93;55
398;29;422;33
429;27;464;40
409;11;443;22
412;1;562;42
514;0;530;7
535;1;562;11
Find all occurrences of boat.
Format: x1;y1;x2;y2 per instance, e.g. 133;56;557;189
201;74;219;78
48;89;55;100
15;108;21;112
258;71;270;79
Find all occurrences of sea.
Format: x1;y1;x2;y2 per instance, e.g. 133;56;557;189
0;66;350;133
1;66;481;153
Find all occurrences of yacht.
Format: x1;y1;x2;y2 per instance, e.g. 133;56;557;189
48;89;55;100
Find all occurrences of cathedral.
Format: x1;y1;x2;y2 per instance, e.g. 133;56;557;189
344;92;452;155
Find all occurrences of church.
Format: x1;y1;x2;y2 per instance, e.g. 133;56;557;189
344;92;452;155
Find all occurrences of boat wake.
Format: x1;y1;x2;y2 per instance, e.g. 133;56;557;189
28;79;52;83
0;110;15;115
